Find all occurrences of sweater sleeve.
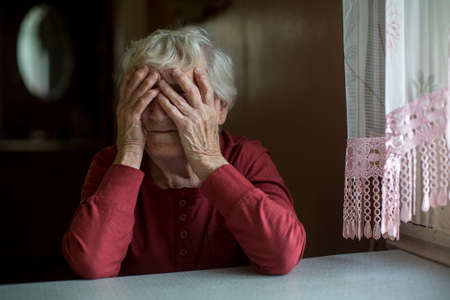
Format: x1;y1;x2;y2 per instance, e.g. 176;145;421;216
200;150;306;275
62;147;144;279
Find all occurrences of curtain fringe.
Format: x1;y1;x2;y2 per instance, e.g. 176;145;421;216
382;135;450;240
344;176;383;240
343;134;450;240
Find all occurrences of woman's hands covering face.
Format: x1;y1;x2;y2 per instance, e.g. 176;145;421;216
157;67;228;181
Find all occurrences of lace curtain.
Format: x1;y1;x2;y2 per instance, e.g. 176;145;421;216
343;0;450;240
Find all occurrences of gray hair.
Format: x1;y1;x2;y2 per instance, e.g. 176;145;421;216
117;26;237;108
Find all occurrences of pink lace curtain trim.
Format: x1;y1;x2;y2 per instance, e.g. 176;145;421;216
344;137;385;240
344;87;450;240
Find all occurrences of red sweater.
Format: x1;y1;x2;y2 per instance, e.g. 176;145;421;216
62;130;306;279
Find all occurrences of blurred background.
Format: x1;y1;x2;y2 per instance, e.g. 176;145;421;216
0;0;384;284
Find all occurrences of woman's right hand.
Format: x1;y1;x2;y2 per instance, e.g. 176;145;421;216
114;65;160;168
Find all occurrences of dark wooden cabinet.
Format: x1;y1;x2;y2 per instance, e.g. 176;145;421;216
0;0;115;283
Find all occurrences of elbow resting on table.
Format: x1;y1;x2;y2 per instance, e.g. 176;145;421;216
253;225;307;275
62;232;120;280
73;260;119;280
253;249;303;275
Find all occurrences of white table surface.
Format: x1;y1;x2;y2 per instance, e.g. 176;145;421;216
1;250;449;300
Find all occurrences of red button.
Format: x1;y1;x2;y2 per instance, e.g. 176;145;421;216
180;230;188;239
179;199;187;207
179;213;187;222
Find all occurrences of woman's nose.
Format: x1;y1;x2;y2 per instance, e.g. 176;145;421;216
148;98;169;121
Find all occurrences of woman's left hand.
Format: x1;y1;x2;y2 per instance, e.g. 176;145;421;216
157;67;229;182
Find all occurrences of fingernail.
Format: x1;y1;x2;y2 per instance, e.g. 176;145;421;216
172;68;181;75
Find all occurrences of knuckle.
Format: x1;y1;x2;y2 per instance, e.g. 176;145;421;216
151;90;160;98
135;69;147;79
144;76;155;86
134;97;145;106
145;90;155;98
132;99;143;110
142;78;151;87
205;91;213;100
128;107;140;117
159;83;169;93
187;90;196;99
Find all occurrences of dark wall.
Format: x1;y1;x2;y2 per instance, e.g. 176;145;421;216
0;150;101;283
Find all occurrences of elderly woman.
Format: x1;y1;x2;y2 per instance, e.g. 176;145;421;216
62;26;306;279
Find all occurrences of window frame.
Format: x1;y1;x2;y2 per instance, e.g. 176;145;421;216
386;222;450;267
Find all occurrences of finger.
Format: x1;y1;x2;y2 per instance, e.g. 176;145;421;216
157;93;186;126
172;68;202;108
158;79;193;116
133;88;160;116
214;97;221;112
119;69;134;101
194;67;214;106
125;65;149;101
132;71;159;99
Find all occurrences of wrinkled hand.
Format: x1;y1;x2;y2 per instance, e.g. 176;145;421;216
116;65;159;154
157;67;228;182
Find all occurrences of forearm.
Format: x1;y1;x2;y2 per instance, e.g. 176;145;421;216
200;164;306;275
62;197;136;279
113;147;144;170
63;164;144;279
225;189;306;275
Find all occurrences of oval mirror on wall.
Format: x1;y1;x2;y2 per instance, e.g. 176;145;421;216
17;4;74;101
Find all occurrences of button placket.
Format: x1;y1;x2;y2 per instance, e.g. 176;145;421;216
176;196;190;267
